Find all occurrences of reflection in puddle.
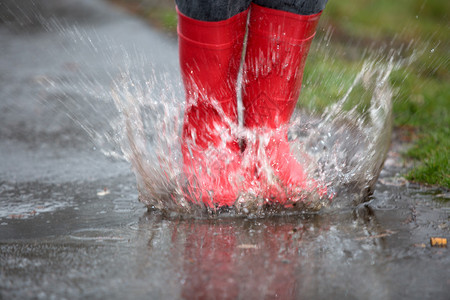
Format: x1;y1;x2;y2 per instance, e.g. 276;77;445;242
135;207;395;299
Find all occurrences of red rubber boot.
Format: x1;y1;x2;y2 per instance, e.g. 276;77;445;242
242;4;324;203
178;8;248;207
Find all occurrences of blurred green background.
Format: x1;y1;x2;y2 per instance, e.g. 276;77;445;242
110;0;449;188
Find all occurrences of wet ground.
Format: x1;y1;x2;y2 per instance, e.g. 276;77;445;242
0;0;449;299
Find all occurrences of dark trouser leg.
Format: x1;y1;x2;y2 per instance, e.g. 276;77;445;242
175;0;251;21
176;0;328;21
253;0;328;15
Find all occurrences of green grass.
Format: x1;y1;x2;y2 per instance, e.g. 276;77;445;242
406;129;450;187
322;0;450;42
316;0;449;188
396;75;450;187
110;0;449;188
144;8;177;32
301;50;363;112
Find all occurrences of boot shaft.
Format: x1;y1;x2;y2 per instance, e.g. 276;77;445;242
242;3;321;129
178;8;248;119
177;8;248;149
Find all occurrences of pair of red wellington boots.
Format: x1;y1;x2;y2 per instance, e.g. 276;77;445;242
178;3;324;207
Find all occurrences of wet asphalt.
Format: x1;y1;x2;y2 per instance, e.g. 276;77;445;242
0;0;449;299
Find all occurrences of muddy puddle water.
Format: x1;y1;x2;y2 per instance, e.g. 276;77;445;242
1;179;448;299
0;0;448;299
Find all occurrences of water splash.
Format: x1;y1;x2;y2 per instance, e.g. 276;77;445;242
113;53;404;216
40;22;416;216
303;56;396;206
